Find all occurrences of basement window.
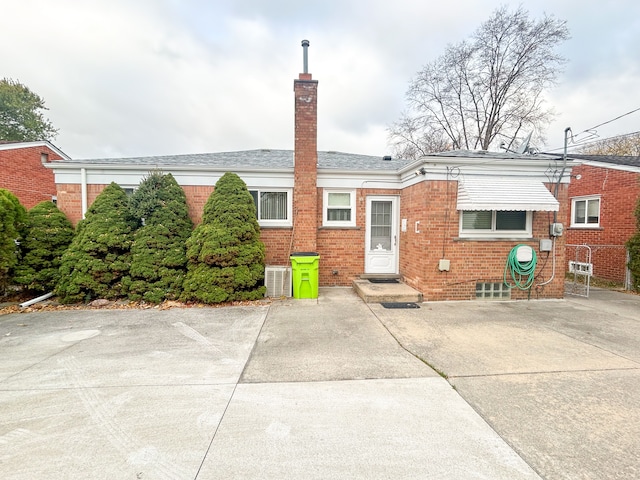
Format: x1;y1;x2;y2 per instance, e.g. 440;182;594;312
249;189;292;227
323;189;356;227
476;282;511;299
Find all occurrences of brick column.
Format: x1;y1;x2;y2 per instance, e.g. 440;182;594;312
292;72;318;253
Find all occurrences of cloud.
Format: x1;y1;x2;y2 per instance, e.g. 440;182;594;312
546;66;640;151
3;0;640;159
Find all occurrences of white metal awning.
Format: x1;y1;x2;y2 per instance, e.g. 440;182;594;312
457;178;559;211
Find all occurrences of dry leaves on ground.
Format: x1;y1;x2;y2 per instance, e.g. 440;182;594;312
0;297;272;316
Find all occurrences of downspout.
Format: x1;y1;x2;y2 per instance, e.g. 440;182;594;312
81;167;88;219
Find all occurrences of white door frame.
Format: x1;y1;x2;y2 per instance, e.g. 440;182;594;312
365;195;400;274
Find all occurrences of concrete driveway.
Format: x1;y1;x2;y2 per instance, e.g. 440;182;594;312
1;286;638;479
0;307;268;480
371;287;640;480
1;291;541;480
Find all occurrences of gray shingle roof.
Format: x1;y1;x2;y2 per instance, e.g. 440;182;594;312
63;149;411;172
68;149;293;168
318;151;408;170
565;154;640;168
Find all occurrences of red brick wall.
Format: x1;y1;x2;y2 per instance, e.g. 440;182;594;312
264;186;406;287
565;164;640;283
292;74;318;254
182;185;214;225
57;181;294;272
56;183;83;225
316;188;399;286
262;229;293;265
0;145;64;209
55;177;568;299
400;180;567;300
56;183;110;225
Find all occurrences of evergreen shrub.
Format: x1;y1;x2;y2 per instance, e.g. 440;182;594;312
13;201;74;293
626;194;640;291
127;172;193;303
55;183;138;303
0;189;27;294
182;172;266;303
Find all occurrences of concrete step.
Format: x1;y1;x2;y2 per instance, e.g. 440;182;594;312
357;273;402;280
352;278;423;304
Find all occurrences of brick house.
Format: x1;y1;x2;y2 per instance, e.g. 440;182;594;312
0;141;70;209
564;154;640;287
46;49;572;301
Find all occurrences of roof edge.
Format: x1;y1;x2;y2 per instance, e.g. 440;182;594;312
0;140;71;160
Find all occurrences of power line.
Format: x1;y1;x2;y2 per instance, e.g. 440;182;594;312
581;106;640;132
545;130;640;153
545;106;640;152
568;130;640;151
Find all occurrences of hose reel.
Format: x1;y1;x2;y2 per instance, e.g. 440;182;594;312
504;244;537;291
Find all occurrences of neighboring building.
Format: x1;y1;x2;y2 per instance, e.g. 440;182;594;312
0;141;70;209
565;154;640;286
46;47;572;301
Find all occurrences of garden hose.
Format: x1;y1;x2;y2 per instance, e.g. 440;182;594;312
504;244;537;291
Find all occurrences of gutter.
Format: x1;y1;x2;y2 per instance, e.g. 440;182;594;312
42;162;294;174
81;168;87;219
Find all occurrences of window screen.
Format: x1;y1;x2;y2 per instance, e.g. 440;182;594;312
327;192;352;222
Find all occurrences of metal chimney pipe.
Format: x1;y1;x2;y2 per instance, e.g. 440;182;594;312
301;39;310;73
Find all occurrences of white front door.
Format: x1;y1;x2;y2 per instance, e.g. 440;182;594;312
365;196;399;274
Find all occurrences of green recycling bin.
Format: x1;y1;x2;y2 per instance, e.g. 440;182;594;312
290;252;320;299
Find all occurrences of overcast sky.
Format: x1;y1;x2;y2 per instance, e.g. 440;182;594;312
4;0;640;160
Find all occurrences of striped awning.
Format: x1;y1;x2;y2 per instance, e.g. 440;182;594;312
457;178;559;211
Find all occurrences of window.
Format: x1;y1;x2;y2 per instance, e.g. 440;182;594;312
323;189;356;227
571;196;600;227
476;282;511;299
249;189;292;227
369;200;392;249
460;210;532;238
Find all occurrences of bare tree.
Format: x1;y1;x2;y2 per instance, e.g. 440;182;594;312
389;6;569;159
578;132;640;156
388;115;453;159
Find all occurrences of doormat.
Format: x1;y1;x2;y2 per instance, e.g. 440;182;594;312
368;278;400;284
381;302;420;309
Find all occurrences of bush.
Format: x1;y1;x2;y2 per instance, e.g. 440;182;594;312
55;183;138;303
182;172;266;303
0;189;27;295
626;195;640;291
127;172;193;303
13;201;74;293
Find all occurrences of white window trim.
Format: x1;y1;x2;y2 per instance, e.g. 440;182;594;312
459;210;533;239
121;186;137;196
249;188;292;227
570;195;601;228
323;189;356;227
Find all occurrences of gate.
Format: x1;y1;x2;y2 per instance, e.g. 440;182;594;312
566;244;592;298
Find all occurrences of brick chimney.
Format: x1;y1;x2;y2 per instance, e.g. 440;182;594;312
293;39;318;253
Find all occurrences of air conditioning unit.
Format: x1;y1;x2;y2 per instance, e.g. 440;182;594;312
264;266;292;297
